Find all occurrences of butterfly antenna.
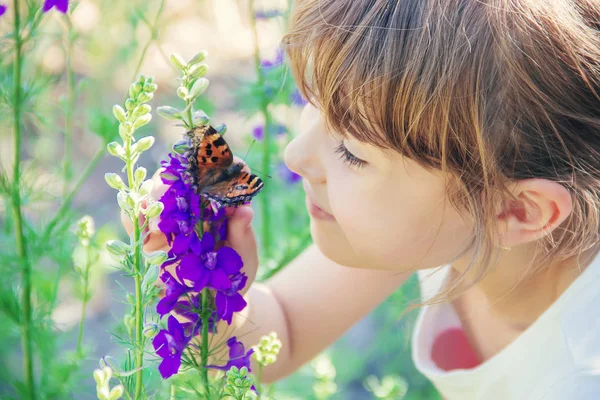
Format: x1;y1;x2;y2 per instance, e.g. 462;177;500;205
242;139;256;161
243;139;273;179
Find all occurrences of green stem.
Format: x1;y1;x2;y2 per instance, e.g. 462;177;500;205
256;364;263;396
126;141;145;399
249;0;272;259
63;14;76;197
11;1;35;398
76;245;92;357
169;384;176;400
200;288;210;398
131;0;166;81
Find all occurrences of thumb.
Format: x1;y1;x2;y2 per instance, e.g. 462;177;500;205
226;206;258;288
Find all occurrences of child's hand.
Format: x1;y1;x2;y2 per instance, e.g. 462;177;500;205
120;169;259;294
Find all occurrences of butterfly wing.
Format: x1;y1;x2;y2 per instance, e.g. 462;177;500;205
201;165;264;207
187;125;234;189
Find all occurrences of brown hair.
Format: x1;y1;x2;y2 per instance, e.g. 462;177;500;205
282;0;600;305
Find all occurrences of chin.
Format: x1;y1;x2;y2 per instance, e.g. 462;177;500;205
310;219;363;268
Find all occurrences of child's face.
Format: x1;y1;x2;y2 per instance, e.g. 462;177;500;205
284;104;475;272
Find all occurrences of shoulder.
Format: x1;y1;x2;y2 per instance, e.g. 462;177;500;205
537;373;600;400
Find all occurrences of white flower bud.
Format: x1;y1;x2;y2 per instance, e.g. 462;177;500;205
172;139;191;154
145;251;167;267
134;167;147;186
188;50;208;65
143;83;158;93
125;99;135;111
134;136;155;153
187;63;208;79
108;385;124;400
118;122;133;139
176;86;188;100
131;104;151;119
105;173;126;191
137;91;153;103
144;201;164;219
106;240;128;256
143;323;160;339
170;53;187;70
106;142;125;159
129;82;143;99
187;78;209;100
157;106;183;121
214;123;227;135
112;105;127;123
132;114;152;131
116;191;131;212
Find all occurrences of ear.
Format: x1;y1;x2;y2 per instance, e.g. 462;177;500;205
496;179;572;248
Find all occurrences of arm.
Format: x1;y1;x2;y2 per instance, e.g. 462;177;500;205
238;244;412;383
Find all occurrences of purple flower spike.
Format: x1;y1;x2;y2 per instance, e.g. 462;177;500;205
206;336;254;372
0;5;7;17
153;316;192;379
43;0;69;13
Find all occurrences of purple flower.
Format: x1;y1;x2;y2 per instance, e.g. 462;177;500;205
215;273;248;325
277;162;301;185
260;48;284;69
255;9;283;19
177;232;243;292
290;88;308;106
153;316;192;379
0;5;7;17
154;148;255;379
43;0;69;13
251;123;287;141
173;294;218;335
206;337;254;372
156;272;192;317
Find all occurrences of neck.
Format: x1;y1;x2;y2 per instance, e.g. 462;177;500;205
450;242;600;331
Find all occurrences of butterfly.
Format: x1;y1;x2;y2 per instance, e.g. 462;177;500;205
186;124;264;207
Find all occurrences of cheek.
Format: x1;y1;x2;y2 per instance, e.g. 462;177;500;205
329;175;474;271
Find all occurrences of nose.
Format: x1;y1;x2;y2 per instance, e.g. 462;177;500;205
284;126;326;184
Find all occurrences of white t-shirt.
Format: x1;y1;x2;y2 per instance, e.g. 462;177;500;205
411;253;600;400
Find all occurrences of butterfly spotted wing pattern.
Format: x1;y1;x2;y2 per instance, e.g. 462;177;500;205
187;125;264;207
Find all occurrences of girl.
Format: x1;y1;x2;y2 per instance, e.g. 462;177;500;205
135;0;600;398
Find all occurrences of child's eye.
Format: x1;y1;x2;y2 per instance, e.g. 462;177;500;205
335;141;367;169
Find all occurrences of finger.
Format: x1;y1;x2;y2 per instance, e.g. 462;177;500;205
226;206;258;284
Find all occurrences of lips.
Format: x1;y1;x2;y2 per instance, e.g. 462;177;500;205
303;181;335;221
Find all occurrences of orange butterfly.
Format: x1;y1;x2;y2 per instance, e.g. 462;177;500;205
187;125;264;207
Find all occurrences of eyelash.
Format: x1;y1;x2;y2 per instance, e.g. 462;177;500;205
335;142;367;169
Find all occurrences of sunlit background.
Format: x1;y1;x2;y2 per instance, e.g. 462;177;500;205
0;0;439;398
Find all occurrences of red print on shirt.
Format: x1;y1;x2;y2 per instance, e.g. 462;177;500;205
431;327;481;371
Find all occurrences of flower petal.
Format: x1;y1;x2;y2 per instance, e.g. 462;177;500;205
158;355;181;379
200;232;215;253
209;268;232;290
156;294;180;317
167;315;186;345
152;331;170;358
177;254;203;282
216;247;243;275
